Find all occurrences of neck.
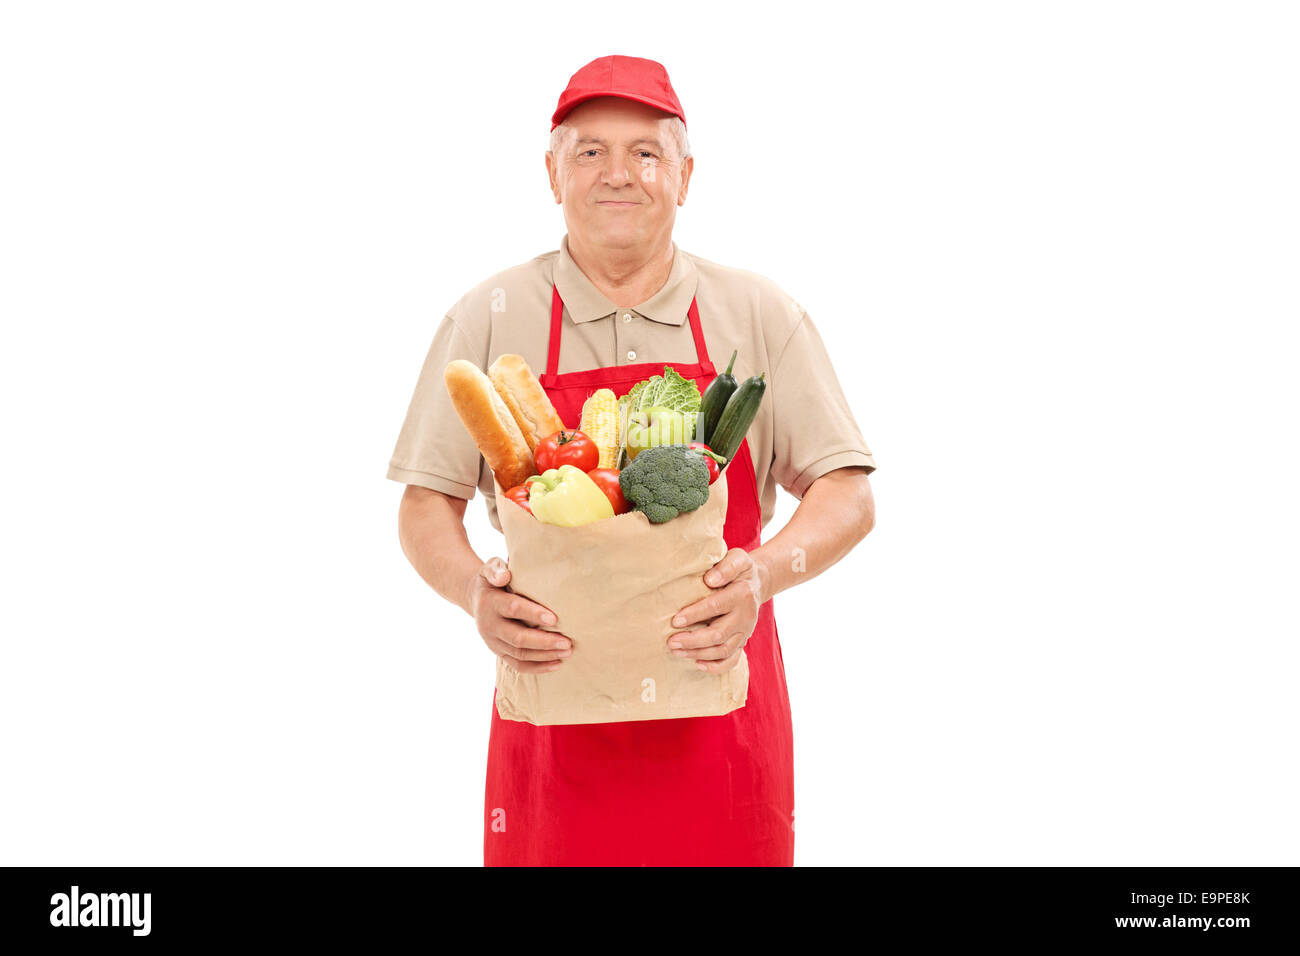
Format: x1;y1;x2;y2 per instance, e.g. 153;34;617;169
566;234;675;309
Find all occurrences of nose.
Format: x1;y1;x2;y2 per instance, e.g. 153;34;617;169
599;153;633;188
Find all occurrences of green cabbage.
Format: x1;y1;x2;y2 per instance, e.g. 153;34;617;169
635;367;700;414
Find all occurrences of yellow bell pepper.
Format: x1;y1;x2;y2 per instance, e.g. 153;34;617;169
526;465;614;527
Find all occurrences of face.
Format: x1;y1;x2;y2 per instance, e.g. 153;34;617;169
546;97;693;252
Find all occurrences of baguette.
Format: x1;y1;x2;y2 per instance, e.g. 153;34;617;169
443;359;536;491
489;354;566;452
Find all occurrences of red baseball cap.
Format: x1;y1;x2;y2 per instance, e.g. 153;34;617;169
550;55;686;131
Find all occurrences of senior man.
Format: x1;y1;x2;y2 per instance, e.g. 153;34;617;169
389;55;876;866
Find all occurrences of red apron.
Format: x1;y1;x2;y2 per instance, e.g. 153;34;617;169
483;283;795;866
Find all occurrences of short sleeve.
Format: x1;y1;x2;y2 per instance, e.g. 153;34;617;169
386;312;487;499
769;307;876;499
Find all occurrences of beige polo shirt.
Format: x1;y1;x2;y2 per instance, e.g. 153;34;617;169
388;233;876;534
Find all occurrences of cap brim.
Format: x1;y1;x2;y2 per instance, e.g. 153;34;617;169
551;91;684;130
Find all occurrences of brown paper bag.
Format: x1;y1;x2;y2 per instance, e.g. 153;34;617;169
492;472;749;725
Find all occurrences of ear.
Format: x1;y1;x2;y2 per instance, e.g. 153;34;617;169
677;155;693;206
545;152;562;204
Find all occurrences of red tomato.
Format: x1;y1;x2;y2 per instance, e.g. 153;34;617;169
687;442;722;485
504;482;534;515
585;468;629;515
534;429;599;473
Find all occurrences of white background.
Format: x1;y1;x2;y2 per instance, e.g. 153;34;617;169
2;1;1296;866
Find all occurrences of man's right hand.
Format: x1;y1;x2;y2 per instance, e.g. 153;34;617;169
467;557;572;673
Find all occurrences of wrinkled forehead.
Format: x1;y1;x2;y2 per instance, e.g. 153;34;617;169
565;95;675;131
558;98;678;155
570;129;671;153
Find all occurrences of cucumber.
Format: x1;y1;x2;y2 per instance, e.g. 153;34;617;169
709;371;766;464
697;350;738;446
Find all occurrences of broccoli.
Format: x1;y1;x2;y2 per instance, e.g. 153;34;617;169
618;445;711;523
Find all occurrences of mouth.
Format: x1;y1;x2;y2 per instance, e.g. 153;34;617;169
597;201;640;207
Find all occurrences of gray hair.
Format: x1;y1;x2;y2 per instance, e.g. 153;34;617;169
549;115;691;165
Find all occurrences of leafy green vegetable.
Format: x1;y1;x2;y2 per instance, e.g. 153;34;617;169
634;367;700;414
623;379;648;414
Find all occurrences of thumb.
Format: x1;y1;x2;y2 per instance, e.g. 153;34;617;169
705;548;749;587
482;556;511;588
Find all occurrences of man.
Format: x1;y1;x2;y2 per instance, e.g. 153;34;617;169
388;55;876;866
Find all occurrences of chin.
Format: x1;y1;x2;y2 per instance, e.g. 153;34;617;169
592;225;647;247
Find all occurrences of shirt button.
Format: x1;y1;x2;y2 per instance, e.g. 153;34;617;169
622;313;632;323
626;349;637;361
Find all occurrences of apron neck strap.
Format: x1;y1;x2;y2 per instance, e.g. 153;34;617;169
544;283;565;383
686;296;714;374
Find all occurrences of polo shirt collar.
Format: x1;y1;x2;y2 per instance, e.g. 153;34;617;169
554;233;697;326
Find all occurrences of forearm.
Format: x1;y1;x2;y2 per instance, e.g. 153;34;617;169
397;486;485;617
751;467;875;603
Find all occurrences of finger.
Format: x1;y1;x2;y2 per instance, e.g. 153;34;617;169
668;620;729;650
703;548;752;588
498;653;565;675
493;590;558;628
695;649;743;674
672;576;751;629
670;590;725;629
683;632;747;661
672;624;748;661
668;606;744;651
492;618;573;652
487;634;572;663
481;557;511;588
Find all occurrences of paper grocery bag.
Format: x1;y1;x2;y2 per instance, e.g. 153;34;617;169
492;473;749;726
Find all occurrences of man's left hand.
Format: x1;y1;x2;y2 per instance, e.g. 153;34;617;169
668;548;767;673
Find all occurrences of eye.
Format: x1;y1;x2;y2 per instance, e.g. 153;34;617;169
580;149;599;157
637;150;656;159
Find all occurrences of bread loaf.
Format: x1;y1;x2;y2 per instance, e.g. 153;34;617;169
489;354;566;452
443;359;536;491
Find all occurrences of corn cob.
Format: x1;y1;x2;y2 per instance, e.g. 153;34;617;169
579;388;620;469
